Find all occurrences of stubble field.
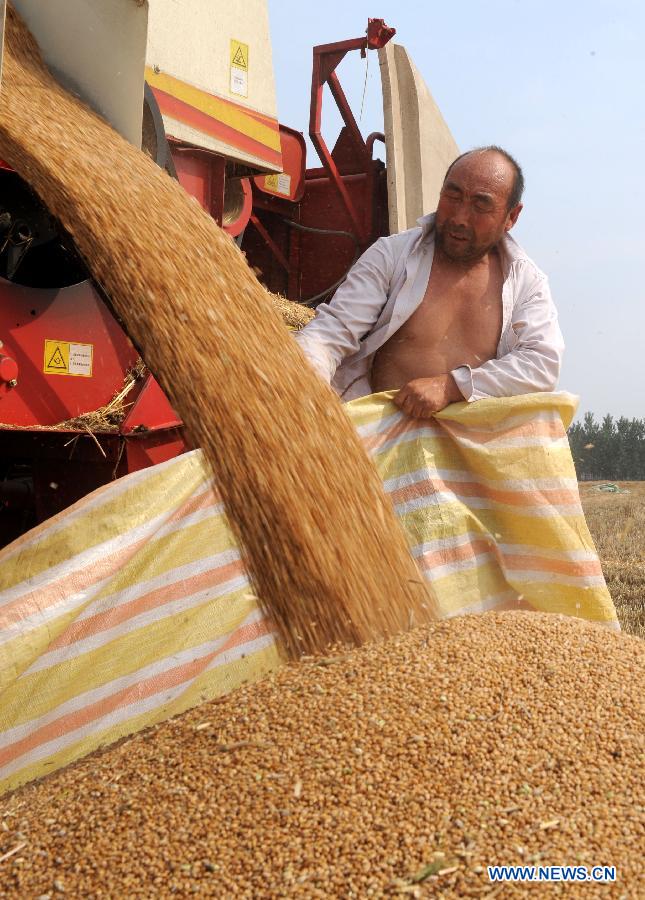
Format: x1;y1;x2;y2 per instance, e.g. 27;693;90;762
580;481;645;638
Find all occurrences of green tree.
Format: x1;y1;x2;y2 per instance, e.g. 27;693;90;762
568;413;645;480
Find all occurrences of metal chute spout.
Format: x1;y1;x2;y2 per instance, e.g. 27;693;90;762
2;0;148;147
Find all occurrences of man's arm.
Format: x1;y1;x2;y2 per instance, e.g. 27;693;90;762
293;236;394;383
450;271;564;402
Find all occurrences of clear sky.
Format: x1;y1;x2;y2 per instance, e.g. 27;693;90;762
267;0;644;421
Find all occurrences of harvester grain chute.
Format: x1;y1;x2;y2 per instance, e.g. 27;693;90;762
0;0;458;549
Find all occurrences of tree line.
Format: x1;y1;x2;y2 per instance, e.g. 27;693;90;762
568;413;645;481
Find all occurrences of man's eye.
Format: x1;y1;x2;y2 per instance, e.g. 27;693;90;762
474;200;493;212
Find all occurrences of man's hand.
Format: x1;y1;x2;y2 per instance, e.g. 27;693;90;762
393;374;463;418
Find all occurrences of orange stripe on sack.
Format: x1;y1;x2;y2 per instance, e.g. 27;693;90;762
415;538;496;572
389;478;580;509
502;553;603;578
0;618;270;768
0;488;222;629
361;416;432;454
437;417;566;445
48;558;247;650
414;538;602;580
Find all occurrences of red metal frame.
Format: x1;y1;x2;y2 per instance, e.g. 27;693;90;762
168;139;253;237
244;19;394;305
309;18;395;246
249;214;290;272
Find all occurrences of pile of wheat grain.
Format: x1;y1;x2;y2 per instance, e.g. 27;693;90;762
0;612;642;898
0;4;434;660
270;293;315;329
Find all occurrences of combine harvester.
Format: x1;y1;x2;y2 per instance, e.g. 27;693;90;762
0;0;457;548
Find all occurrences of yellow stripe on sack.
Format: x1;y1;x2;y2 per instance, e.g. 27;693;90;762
0;641;282;797
1;611;88;697
86;512;241;604
505;583;618;622
465;508;598;552
438;454;575;485
0;452;211;590
421;561;511;611
371;435;458;472
399;514;485;547
145;68;281;153
398;503;590;551
0;588;260;728
435;391;579;430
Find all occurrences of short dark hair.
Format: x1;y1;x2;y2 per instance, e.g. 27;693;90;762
444;145;525;210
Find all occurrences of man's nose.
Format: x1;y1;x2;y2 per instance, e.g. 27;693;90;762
450;200;471;227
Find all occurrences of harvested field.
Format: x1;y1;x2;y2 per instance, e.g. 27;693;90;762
0;612;642;898
581;482;645;638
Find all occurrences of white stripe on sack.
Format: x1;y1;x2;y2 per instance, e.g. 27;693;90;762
24;573;251;674
0;608;268;749
0;449;210;566
0;631;276;783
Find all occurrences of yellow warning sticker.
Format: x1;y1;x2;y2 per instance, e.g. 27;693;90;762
230;39;248;70
44;340;93;377
230;38;249;97
263;173;292;197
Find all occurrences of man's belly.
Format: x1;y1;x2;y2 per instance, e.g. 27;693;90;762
371;335;496;393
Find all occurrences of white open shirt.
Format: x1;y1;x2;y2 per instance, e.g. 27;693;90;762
294;213;564;403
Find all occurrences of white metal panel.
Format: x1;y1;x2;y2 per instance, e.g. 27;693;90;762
10;0;148;148
379;43;459;234
146;0;280;168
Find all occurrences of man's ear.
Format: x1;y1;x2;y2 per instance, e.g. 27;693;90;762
505;203;523;231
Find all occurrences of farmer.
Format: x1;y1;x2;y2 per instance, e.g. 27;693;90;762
295;146;564;418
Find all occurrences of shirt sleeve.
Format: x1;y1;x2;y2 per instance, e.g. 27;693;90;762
293;236;394;383
450;269;564;401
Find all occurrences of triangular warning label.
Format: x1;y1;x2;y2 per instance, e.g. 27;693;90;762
47;347;67;370
232;46;247;68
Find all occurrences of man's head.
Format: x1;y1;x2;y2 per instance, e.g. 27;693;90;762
434;146;524;263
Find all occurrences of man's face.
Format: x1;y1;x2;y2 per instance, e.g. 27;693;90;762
434;152;522;263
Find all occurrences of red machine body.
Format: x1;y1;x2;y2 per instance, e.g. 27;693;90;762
0;281;139;426
0;21;395;548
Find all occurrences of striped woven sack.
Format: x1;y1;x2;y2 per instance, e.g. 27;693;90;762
0;391;617;795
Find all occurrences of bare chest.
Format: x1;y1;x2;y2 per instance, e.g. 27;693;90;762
395;257;504;363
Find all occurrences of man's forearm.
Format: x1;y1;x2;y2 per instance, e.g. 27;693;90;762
451;346;562;402
443;373;464;403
